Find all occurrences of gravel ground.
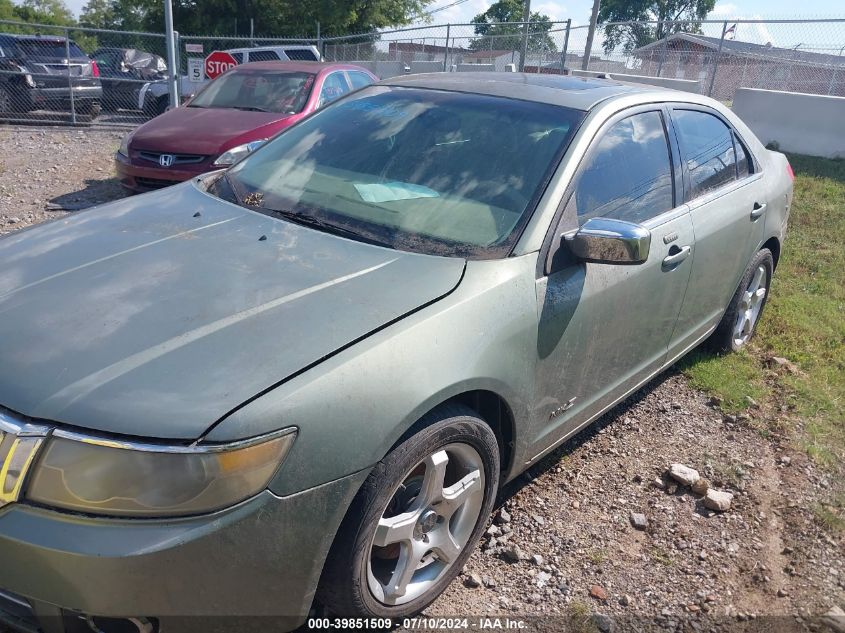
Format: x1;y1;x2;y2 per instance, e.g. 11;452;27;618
0;126;842;632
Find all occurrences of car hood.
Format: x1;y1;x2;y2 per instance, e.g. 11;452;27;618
0;182;464;439
131;106;298;155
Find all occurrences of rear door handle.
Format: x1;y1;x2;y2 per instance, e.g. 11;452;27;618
662;245;691;268
751;202;767;220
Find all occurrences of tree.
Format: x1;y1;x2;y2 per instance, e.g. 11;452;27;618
11;0;75;25
76;0;434;37
470;0;556;52
598;0;716;54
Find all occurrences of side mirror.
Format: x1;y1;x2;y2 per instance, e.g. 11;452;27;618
564;217;651;265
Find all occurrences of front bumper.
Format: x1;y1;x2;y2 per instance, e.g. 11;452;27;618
114;152;211;193
0;469;368;633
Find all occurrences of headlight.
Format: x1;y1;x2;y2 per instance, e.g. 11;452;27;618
26;428;296;517
118;132;133;157
213;139;267;166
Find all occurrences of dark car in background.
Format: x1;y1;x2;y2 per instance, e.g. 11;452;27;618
92;47;167;112
0;34;102;119
115;61;376;193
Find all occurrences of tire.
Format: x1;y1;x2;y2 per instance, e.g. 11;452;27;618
318;405;500;618
75;99;101;120
0;85;12;113
708;248;774;353
144;95;168;118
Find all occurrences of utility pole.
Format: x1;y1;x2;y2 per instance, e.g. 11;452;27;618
519;0;531;72
582;0;601;70
164;0;179;108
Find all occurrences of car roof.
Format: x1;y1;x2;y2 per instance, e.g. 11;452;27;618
381;72;661;111
225;45;317;53
4;33;71;42
231;61;371;74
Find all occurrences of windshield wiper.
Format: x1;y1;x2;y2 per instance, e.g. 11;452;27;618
261;207;391;247
231;105;270;112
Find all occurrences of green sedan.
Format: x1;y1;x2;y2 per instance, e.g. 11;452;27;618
0;73;792;632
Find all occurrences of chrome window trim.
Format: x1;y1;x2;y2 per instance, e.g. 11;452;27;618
0;409;50;438
51;426;297;454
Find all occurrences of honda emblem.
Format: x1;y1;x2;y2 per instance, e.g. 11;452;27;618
159;154;175;168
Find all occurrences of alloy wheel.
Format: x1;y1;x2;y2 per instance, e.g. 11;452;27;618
367;443;485;606
731;264;768;350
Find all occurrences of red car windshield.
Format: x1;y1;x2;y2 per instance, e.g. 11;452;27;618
190;70;315;114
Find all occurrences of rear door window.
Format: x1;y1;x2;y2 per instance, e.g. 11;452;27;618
673;109;738;199
319;72;350;106
571;110;675;224
284;49;319;61
248;50;280;62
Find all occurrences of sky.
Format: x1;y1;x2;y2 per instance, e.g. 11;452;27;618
60;0;845;22
58;0;845;50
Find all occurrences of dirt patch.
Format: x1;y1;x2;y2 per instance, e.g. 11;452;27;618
425;373;843;627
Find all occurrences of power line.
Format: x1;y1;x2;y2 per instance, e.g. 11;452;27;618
412;0;473;21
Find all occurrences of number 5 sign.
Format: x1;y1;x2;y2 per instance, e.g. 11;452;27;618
187;58;204;82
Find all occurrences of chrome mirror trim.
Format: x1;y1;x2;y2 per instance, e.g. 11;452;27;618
565;217;651;265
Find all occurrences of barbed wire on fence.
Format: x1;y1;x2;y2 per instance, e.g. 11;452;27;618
0;16;843;128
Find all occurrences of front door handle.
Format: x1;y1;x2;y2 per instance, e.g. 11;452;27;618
662;245;691;268
751;202;767;220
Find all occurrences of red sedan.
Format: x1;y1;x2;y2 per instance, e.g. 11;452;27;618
115;61;377;193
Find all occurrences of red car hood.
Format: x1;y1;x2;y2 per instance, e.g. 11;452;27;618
131;106;300;155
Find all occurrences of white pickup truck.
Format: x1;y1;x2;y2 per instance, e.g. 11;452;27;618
138;44;321;116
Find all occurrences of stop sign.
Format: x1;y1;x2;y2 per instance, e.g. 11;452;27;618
204;51;238;80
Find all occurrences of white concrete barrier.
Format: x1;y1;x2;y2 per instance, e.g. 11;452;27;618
571;69;701;93
409;61;444;74
457;64;495;72
732;88;845;159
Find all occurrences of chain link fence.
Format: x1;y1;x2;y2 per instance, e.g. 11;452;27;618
1;17;843;128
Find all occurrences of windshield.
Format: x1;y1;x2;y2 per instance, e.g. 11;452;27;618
224;86;583;258
190;69;315;114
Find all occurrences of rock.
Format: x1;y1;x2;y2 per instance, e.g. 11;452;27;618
589;584;608;601
486;524;500;536
667;482;678;494
669;463;701;486
531;554;544;566
777;588;789;598
619;594;632;607
699;550;708;561
482;575;497;588
769;356;800;374
704;489;734;512
652;477;666;489
821;605;845;633
592;613;613;632
629;512;648;530
463;573;482;588
707;395;723;407
780;456;792;466
531;513;545;526
745;395;759;408
536;571;552;587
495;508;511;525
691;478;710;495
501;545;523;564
571;500;580;509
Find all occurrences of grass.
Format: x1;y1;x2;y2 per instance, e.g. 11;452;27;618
680;154;845;469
